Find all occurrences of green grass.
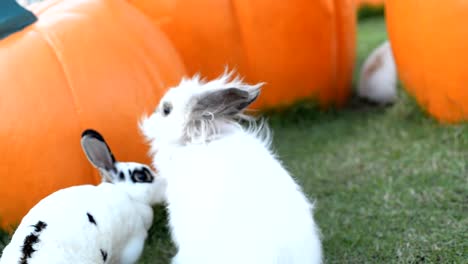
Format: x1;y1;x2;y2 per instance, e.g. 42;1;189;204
267;99;468;263
2;17;467;263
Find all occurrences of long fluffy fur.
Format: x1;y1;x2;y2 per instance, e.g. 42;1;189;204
140;72;322;264
184;71;264;143
140;71;270;153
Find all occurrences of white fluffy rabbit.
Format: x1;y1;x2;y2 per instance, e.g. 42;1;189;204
140;73;323;264
358;40;398;105
0;129;166;264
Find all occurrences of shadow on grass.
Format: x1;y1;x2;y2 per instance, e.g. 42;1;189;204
357;5;385;21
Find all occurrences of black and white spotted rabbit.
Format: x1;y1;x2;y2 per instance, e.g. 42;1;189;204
0;129;166;264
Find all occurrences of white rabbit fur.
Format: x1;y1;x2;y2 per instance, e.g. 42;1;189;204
140;73;323;264
0;130;166;264
358;40;398;105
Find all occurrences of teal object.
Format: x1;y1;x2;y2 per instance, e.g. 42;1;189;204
0;0;37;39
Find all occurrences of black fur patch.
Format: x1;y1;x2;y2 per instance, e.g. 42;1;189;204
100;249;108;262
32;221;47;233
119;171;125;181
130;167;154;183
87;213;97;226
19;221;47;264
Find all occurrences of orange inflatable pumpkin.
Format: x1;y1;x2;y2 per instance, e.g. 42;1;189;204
386;0;468;122
0;0;185;229
131;0;356;108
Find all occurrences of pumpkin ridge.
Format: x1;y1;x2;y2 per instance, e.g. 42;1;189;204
227;0;249;77
32;26;95;179
106;0;164;101
332;0;340;105
106;0;182;105
323;0;337;106
334;0;355;106
419;0;431;115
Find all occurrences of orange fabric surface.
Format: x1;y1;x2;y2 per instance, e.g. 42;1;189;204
0;0;185;229
131;0;356;108
387;0;468;122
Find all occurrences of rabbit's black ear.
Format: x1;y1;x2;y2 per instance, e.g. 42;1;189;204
81;129;116;175
193;87;260;119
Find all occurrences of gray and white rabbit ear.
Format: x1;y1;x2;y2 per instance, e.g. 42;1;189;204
81;129;116;182
192;85;261;119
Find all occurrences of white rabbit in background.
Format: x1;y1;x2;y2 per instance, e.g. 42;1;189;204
358;40;398;105
141;72;323;264
0;129;166;264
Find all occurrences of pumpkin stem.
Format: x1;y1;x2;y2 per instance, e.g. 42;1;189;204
0;0;37;40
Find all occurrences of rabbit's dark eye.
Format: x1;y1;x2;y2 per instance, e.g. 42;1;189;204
162;102;172;117
131;169;154;183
